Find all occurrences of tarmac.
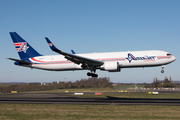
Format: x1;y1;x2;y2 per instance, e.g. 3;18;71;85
0;90;180;105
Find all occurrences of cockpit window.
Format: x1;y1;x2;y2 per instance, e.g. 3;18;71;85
167;53;172;56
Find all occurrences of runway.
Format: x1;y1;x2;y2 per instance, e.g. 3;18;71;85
1;92;180;105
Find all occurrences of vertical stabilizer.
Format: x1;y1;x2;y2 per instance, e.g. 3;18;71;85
10;32;42;60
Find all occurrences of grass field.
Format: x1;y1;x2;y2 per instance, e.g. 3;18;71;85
23;88;119;93
113;85;144;89
0;103;180;120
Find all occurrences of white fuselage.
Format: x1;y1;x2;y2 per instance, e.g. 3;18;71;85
23;50;176;72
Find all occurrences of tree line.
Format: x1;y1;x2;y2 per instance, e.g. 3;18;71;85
145;77;178;88
0;77;112;93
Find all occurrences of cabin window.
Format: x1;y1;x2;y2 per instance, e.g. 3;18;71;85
167;53;172;56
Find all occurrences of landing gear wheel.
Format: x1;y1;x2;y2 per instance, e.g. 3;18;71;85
92;74;98;78
161;70;164;73
95;74;98;78
87;72;91;76
87;72;98;78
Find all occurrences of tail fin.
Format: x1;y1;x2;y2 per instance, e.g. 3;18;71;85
10;32;42;60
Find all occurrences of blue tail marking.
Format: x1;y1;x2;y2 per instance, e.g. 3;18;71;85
10;32;42;60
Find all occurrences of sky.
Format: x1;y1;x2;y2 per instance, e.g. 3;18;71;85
1;0;180;83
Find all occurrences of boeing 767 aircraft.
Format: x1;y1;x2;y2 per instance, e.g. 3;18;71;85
8;32;176;77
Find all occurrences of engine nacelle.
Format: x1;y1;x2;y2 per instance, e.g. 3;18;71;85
100;62;121;72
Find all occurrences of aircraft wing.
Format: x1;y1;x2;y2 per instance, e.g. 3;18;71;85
45;37;104;68
7;58;32;64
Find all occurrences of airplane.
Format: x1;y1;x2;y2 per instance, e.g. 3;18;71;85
8;32;176;78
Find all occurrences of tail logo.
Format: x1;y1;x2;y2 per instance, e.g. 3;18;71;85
14;42;29;53
48;43;53;47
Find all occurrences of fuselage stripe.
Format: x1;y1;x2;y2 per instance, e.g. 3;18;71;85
157;56;172;59
30;57;126;64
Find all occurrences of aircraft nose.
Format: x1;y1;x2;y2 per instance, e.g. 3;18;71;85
172;56;176;62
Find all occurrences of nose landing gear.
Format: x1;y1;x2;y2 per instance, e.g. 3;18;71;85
161;65;165;73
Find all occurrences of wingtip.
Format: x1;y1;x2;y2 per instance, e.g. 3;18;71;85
45;37;49;40
71;50;76;54
45;37;51;43
9;32;17;34
45;37;61;52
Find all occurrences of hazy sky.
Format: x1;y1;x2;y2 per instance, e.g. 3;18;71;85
1;0;180;83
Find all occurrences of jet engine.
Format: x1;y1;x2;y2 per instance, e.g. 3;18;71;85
100;62;121;72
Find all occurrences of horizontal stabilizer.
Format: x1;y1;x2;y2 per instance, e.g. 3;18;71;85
7;58;32;64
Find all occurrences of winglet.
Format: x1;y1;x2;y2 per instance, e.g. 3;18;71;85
71;50;76;54
45;37;62;53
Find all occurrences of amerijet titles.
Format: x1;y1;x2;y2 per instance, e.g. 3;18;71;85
126;53;156;63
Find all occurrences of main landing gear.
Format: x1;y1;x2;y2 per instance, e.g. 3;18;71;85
87;72;98;78
85;66;98;78
161;65;165;73
87;67;98;78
